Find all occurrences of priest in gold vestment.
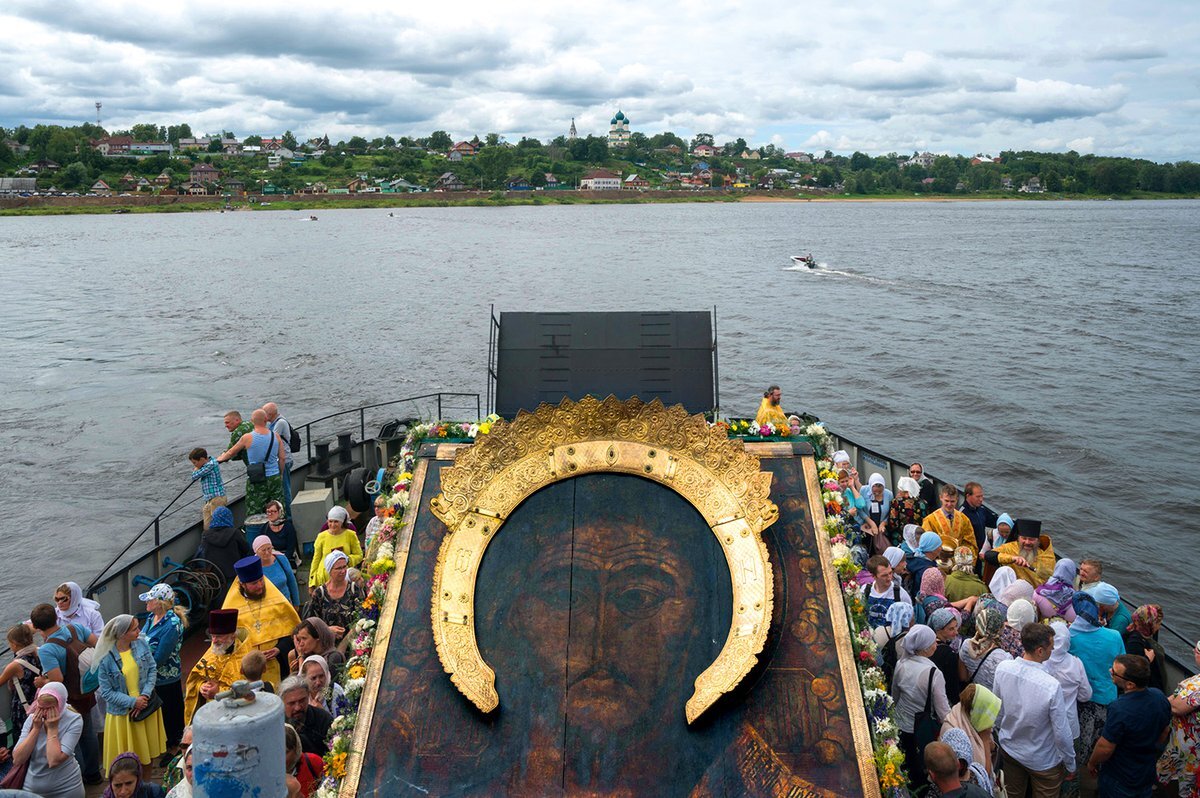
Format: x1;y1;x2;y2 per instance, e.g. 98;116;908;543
183;608;252;722
754;385;789;429
220;555;301;688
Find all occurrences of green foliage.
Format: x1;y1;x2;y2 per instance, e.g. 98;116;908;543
427;130;452;150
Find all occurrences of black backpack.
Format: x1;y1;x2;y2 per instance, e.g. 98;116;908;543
287;423;301;454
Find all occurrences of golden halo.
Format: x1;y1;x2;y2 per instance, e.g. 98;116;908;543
429;396;778;724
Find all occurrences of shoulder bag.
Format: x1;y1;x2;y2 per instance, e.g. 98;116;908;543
0;758;28;789
131;689;163;722
9;657;41;713
912;666;941;752
968;646;999;684
246;432;276;484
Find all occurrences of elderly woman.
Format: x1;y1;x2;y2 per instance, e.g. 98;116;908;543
302;551;365;645
288;618;343;675
916;568;977;625
1042;620;1091;739
140;584;187;763
261;500;301;566
1158;640;1200;798
999;598;1036;658
1070;591;1126;794
1085;581;1132;634
164;747;193;798
102;751;166;798
11;682;84;798
945;546;988;604
308;507;363;587
94;615;166;775
956;607;1011;690
1033;559;1078;622
940;683;1000;785
54;582;105;637
858;473;894;554
891;625;950;792
1124;604;1168;692
889;476;927;538
253;535;300;606
907;531;945;598
300;655;348;718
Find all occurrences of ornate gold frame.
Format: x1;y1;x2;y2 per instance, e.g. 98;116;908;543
429;396;779;724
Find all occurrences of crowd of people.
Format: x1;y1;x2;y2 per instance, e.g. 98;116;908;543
835;447;1200;797
0;405;375;797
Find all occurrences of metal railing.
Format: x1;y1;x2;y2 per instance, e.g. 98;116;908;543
83;392;479;596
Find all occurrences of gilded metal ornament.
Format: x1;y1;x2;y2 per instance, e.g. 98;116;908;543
429;395;779;724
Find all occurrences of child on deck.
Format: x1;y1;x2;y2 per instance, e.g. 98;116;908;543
188;447;227;530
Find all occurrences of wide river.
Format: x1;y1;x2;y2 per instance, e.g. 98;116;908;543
1;200;1197;645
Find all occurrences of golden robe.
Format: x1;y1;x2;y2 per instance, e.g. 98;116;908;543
220;579;301;687
992;536;1056;588
921;509;978;558
183;629;252;723
754;398;788;429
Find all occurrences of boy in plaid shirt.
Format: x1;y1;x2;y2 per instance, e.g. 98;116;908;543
189;447;227;529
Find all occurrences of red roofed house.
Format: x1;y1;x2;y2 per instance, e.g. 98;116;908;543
93;136;133;156
692;143;717;158
449;141;479;157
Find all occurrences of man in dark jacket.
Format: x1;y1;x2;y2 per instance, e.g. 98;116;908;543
959;481;999;551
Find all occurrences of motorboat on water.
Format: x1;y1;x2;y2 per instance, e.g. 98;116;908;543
791;253;817;268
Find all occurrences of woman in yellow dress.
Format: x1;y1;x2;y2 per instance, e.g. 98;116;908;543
93;615;166;774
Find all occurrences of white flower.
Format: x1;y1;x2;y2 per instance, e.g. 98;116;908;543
354;618;377;632
467;423;480;438
345;677;366;694
874;718;898;739
830;542;851;561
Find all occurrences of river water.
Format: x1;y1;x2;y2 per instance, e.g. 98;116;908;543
1;200;1197;644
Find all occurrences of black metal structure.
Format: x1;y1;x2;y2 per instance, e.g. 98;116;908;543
492;310;717;418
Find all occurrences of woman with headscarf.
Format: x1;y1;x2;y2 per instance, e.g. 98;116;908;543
197;505;252;589
164;746;193;798
917;568;977;626
1033;558;1078;622
945;546;988;604
288;617;343;676
940;683;1000;787
139;584;187;764
956;607;1011;691
253;534;300;606
1042;620;1091;740
302;551;366;646
858;473;894;554
94;615;166;775
891;625;950;791
11;682;84;798
1157;640;1200;798
889;476;927;544
102;751;165;797
300;655;348;718
937;726;995;797
927;608;963;706
999;599;1036;658
308;506;363;587
1084;580;1132;634
1124;604;1167;692
1069;591;1125;795
54;582;105;637
907;530;945;601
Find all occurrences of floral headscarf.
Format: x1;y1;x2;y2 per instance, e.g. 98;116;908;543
886;602;914;637
920;567;946;599
966;607;1004;656
1130;604;1163;638
1035;559;1076;610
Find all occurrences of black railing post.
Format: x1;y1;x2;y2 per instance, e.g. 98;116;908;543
360;409;366;441
438;394;443;420
305;424;312;463
154;518;160;548
476;394;481;419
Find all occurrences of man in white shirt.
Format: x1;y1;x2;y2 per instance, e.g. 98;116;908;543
992;622;1076;797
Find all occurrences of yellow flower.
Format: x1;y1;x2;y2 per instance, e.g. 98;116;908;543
479;421;492;435
348;664;366;680
330;752;347;778
399;471;412;481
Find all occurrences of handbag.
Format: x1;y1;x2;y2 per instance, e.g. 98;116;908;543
0;758;28;789
131;690;163;722
912;666;941;752
246;432;276;484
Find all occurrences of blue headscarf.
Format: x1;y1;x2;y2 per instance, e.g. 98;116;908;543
1072;592;1101;630
210;506;234;529
918;531;943;555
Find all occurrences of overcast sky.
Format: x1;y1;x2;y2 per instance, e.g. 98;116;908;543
2;1;1196;161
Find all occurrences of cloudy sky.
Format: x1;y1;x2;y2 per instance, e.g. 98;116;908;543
2;0;1196;161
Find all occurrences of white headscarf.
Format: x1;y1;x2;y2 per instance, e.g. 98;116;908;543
57;581;105;635
883;547;905;569
91;614;136;671
327;506;350;523
988;566;1017;597
323;550;349;576
867;473;886;489
896;476;921;497
1043;621;1075;676
832;450;851;467
1005;599;1037;629
902;524;922;552
903;624;936;655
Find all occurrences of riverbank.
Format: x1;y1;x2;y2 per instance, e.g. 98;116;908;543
1;188;1196;215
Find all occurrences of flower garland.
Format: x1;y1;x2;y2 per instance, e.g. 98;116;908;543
825;515;909;794
313;415;499;798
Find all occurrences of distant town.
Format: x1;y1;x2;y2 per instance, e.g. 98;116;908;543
2;110;1198;201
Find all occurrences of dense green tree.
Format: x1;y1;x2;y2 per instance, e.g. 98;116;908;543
166;124;192;143
849;151;871;171
517;136;543;150
243;135;263;146
816;166;837;187
649;131;685;149
60;161;90;188
130;123;161;141
282;130;298;150
1092;159;1137;194
427;130;452;150
1043;169;1063;192
475;145;514;188
690;133;714;150
207;140;222;153
586;136;607;162
346;136;368;152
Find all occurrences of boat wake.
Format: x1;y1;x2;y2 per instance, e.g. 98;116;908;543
783;262;891;284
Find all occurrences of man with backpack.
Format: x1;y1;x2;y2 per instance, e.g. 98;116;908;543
29;602;103;785
263;402;299;515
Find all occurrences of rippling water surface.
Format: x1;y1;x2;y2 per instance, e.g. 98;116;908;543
1;200;1197;643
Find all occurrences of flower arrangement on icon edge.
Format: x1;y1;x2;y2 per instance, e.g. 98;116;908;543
314;416;499;798
824;502;909;795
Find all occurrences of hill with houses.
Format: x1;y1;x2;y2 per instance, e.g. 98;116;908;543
2;113;1198;200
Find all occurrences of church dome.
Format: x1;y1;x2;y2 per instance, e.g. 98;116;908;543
611;110;627;124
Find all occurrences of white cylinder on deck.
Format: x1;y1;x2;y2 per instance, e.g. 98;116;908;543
193;687;287;798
